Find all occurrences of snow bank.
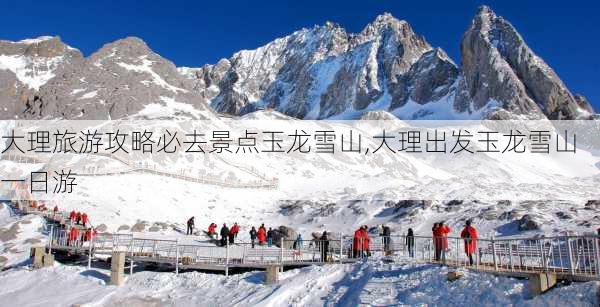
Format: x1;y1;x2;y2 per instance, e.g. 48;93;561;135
0;259;596;306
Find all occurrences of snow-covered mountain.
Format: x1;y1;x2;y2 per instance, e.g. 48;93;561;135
0;37;215;120
0;6;595;120
187;6;594;120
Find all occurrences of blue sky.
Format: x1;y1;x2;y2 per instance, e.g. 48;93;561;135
2;0;598;110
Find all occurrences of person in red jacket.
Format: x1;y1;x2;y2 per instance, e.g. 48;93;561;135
69;210;77;223
207;223;217;239
68;227;80;246
84;228;92;242
76;212;82;225
228;223;239;244
230;223;240;238
352;227;364;258
257;226;267;245
81;213;88;227
460;220;478;265
361;226;371;257
434;222;451;263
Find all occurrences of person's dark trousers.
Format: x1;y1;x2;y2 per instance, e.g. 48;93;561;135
220;237;227;247
383;237;390;252
468;254;474;265
187;225;192;235
228;234;234;244
251;239;255;248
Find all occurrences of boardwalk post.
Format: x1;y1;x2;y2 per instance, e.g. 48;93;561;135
280;237;284;273
566;236;575;274
491;237;498;271
48;225;53;254
175;239;179;275
242;243;247;264
225;238;229;277
87;233;93;269
110;251;126;286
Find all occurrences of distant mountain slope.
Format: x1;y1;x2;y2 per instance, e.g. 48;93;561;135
0;6;594;120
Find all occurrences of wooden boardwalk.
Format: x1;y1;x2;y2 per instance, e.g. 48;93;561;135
10;202;600;281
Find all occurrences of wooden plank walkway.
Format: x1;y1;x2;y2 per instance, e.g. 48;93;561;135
8;201;600;281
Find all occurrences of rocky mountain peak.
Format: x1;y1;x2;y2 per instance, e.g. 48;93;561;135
0;6;594;120
455;6;592;119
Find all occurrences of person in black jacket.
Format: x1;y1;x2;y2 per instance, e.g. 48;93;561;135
220;224;229;247
320;231;329;262
186;217;195;235
406;228;415;258
249;226;257;248
267;228;273;247
381;224;391;253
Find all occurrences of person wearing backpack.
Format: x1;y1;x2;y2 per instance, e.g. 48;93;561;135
460;220;478;265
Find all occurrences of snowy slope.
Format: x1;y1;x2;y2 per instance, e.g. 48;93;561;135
0;259;596;306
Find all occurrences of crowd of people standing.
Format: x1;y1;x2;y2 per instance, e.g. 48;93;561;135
185;216;478;265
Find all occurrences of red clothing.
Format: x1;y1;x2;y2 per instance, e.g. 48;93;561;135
69;210;77;221
81;213;88;225
257;227;267;243
352;229;363;250
208;224;216;234
69;227;80;242
84;229;92;241
460;226;478;254
361;228;370;250
53;206;59;213
433;225;451;249
76;212;82;222
230;224;240;235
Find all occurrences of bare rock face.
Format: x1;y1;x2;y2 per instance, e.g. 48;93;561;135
0;36;83;119
456;6;592;119
24;37;214;119
195;14;448;119
0;36;214;119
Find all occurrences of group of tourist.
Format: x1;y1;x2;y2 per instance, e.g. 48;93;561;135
184;216;479;264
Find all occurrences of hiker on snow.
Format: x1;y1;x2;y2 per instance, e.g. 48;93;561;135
229;223;239;244
380;224;391;254
220;223;229;246
81;213;88;227
249;226;257;248
320;231;329;262
257;225;266;245
69;210;77;223
434;221;451;263
293;234;303;250
460;220;478;265
362;226;371;257
208;223;217;239
68;226;80;246
352;227;364;258
187;217;195;235
266;227;273;247
406;228;415;258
